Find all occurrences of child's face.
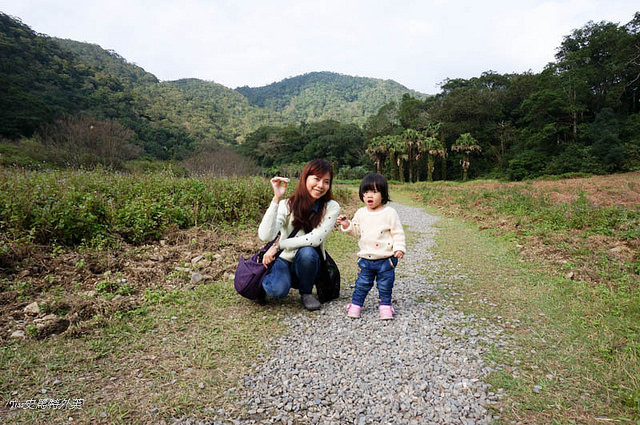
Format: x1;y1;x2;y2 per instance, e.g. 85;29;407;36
363;189;383;211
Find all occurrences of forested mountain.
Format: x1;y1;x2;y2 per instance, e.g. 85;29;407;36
0;14;94;138
236;72;427;126
3;11;639;180
54;38;158;88
242;13;640;181
0;12;423;151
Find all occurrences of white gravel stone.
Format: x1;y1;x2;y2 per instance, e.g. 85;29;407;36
173;202;509;425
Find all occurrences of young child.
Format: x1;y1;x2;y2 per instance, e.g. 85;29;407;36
337;173;406;320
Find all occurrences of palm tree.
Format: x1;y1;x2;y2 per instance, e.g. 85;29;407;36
422;123;446;182
386;135;407;182
366;136;388;174
452;133;481;181
422;136;446;182
400;129;423;182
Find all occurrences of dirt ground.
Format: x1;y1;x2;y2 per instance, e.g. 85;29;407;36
0;226;264;343
473;171;640;208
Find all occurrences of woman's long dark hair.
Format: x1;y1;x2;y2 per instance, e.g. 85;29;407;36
288;159;334;232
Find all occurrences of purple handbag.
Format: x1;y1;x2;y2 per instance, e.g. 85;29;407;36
233;229;299;300
234;239;276;300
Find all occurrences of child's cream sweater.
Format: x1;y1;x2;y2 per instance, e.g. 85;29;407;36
340;205;406;260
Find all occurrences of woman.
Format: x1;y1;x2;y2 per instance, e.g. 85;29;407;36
258;159;340;310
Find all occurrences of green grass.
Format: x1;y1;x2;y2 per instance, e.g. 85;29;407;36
0;278;290;424
0;168;275;246
397;185;640;423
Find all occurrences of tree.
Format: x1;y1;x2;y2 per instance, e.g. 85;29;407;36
589;108;625;172
400;129;423;182
35;114;140;169
387;135;408;182
398;94;429;130
420;123;446;182
452;133;481;181
363;101;400;139
366;136;388;174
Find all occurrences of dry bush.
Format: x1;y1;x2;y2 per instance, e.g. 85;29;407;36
35;114;141;169
182;144;259;176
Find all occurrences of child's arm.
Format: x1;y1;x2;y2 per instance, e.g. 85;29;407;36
389;208;406;258
338;211;361;237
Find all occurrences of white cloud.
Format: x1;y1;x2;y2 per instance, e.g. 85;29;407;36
1;0;638;93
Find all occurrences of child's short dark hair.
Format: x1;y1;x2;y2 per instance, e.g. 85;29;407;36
359;173;390;204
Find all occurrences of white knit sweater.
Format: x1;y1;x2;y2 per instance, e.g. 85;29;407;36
258;199;340;262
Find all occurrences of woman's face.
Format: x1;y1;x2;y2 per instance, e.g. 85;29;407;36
305;172;331;200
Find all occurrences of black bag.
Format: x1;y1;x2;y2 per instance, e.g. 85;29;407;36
315;249;340;303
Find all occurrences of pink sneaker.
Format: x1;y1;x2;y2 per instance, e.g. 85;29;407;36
346;303;361;318
379;305;394;320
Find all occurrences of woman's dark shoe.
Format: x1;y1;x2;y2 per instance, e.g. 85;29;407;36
301;293;321;311
253;286;267;305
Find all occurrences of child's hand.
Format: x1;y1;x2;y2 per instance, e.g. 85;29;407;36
336;214;350;228
393;250;404;259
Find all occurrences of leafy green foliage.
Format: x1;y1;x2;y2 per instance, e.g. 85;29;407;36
238;120;367;169
0;168;273;246
55;38;158;89
0;14;421;168
236;72;426;127
0;14;92;137
3;11;640;179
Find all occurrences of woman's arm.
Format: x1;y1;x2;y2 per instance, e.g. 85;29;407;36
258;176;290;242
258;200;287;242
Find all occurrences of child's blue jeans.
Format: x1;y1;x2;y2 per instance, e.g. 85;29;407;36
351;256;398;306
262;246;320;298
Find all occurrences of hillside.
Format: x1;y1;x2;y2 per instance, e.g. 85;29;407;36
133;78;274;143
236;71;428;127
54;38;159;89
0;13;426;148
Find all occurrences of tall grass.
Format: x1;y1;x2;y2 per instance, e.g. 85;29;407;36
419;183;640;240
0;168;273;246
0;167;354;247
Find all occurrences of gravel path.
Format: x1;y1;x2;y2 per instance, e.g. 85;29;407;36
177;202;508;424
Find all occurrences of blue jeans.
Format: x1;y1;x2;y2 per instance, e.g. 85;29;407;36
262;246;320;298
351;256;398;306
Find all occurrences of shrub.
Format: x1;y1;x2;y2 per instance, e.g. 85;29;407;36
0;168;273;246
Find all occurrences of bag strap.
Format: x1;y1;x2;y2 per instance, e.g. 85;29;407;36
272;227;300;258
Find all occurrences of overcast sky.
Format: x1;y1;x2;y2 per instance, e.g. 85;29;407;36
1;1;638;94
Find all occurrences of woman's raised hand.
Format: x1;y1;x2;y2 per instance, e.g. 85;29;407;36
270;176;289;201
